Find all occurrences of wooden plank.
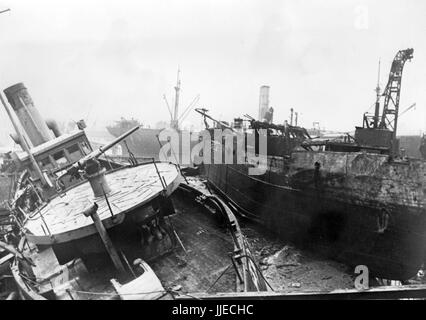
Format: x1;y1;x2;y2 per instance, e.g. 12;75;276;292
0;253;14;265
179;284;426;300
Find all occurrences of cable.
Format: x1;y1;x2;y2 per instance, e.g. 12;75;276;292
206;263;233;293
237;254;275;291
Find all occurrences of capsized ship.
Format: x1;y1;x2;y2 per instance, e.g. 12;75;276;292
198;48;426;281
0;83;268;299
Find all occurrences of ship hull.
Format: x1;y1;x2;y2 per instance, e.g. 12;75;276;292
107;127;163;160
107;127;199;164
202;156;426;281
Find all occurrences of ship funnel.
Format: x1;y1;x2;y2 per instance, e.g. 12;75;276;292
258;85;270;121
3;83;54;147
46;119;62;138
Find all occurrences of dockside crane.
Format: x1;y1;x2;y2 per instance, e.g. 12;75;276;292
378;48;413;137
359;48;414;155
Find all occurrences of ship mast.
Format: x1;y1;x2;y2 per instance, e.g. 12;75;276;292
373;59;381;128
171;68;181;130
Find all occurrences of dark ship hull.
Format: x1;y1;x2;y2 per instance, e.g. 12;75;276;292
107;125;163;160
202;151;426;281
107;123;199;164
398;135;424;159
198;48;425;281
108;126;200;166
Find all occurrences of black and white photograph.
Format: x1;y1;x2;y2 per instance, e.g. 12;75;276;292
0;0;425;306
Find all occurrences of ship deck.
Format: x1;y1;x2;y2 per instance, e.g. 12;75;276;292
19;189;236;299
149;190;236;294
24;162;181;244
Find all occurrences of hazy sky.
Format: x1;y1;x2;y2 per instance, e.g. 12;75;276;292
0;0;425;147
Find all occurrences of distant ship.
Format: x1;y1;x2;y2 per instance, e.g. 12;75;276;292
107;118;163;161
107;70;199;165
